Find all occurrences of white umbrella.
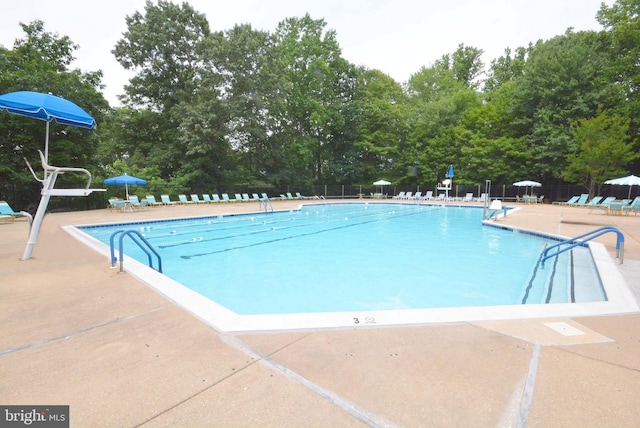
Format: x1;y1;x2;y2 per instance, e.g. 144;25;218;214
604;174;640;199
513;180;542;195
373;179;391;186
373;179;391;195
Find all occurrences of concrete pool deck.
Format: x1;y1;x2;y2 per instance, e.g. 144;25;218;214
1;199;639;426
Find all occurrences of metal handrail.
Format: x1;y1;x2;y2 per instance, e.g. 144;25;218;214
109;230;162;273
541;226;624;268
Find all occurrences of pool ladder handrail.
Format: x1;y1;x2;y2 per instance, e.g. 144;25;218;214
540;226;624;268
109;229;163;273
259;197;273;212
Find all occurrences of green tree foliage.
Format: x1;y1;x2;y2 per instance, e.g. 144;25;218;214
512;29;626;181
0;21;107;184
564;108;637;196
3;0;639;200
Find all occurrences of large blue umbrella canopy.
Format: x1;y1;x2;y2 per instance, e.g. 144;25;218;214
0;91;96;166
104;174;147;199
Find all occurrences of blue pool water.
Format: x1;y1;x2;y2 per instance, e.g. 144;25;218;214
79;203;605;315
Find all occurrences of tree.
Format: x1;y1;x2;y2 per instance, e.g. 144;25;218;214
564;108;637;196
512;30;626;181
0;20;107;183
269;14;357;184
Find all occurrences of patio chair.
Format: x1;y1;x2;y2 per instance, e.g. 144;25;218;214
145;195;163;207
211;194;222;203
393;191;405;199
572;194;590;207
586;196;603;207
201;194;213;203
221;193;231;202
0;201;29;220
190;194;206;204
234;193;244;202
242;193;251;202
178;194;193;204
589;196;615;213
252;193;261;201
128;195;146;210
424;191;433;200
623;196;640;216
463;193;473;202
552;195;579;205
161;194;178;205
108;198;126;212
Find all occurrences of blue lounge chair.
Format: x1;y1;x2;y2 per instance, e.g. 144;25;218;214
201;194;213;203
145;195;163;207
221;193;231;202
178;194;193;204
589;196;615;213
211;194;222;203
161;194;178;205
242;193;251;202
573;194;589;207
623;196;640;216
261;193;270;201
190;194;206;204
586;196;603;207
234;193;243;202
252;193;261;201
108;198;127;212
553;195;579;205
0;201;29;220
128;195;146;210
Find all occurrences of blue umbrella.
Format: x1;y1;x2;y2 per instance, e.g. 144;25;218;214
104;174;147;199
0;91;96;166
447;165;454;178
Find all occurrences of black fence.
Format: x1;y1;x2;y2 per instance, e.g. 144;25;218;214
1;180;637;214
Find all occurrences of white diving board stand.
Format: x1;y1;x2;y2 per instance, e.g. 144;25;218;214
22;150;105;260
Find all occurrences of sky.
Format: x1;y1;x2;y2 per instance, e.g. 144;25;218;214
0;0;609;106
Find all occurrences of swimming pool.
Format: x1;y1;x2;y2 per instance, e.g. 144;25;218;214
68;202;638;331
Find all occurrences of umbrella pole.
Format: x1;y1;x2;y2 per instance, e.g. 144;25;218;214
43;121;50;180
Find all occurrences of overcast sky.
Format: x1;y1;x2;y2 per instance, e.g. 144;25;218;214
1;0;608;106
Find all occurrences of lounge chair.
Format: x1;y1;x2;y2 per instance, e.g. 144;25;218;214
190;194;206;204
178;194;193;204
403;191;413;200
463;193;473;202
146;195;163;207
294;192;304;199
221;193;231;202
252;193;261;201
242;193;251;202
0;201;29;220
261;193;270;201
537;195;544;204
285;192;295;199
393;191;405;200
573;194;590;207
161;194;178;205
589;196;615;213
423;191;433;201
202;194;213;203
128;195;146;209
475;193;487;203
108;198;126;212
553;195;579;205
586;196;603;207
234;193;244;202
211;194;222;203
623;196;640;216
412;191;423;201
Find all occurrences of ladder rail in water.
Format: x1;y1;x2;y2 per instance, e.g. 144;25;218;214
109;229;163;273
